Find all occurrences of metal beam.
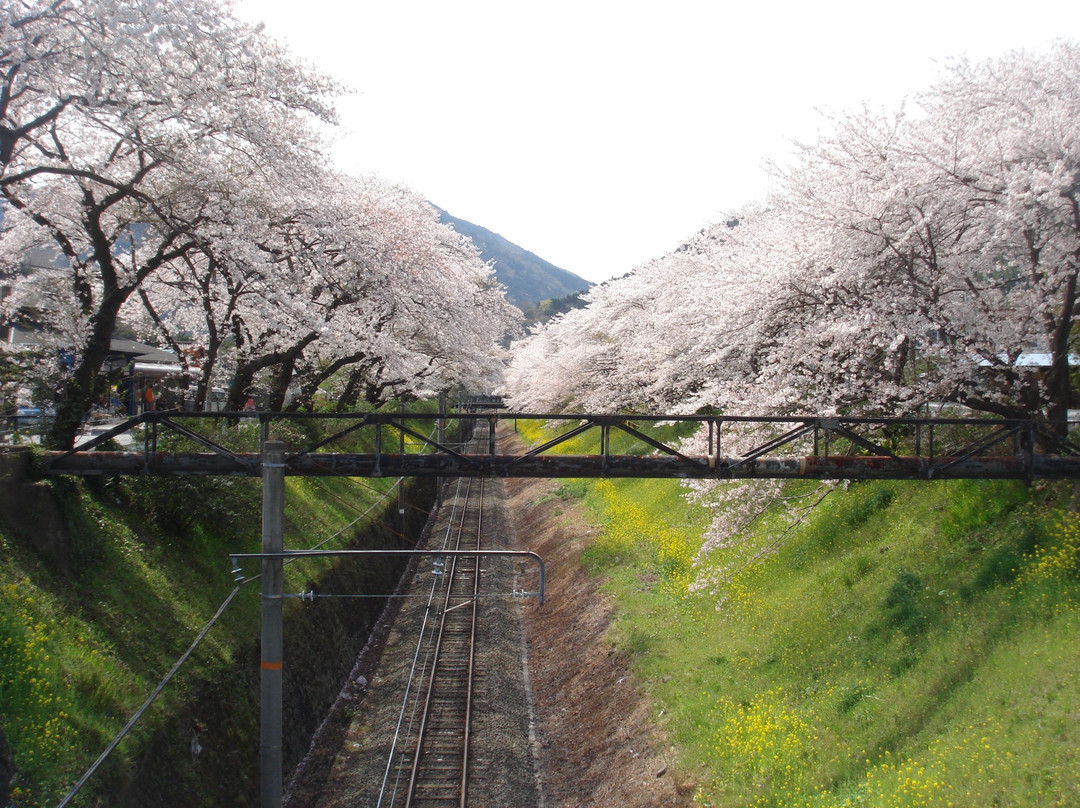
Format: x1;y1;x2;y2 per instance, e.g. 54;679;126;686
40;450;1080;479
230;549;546;606
38;411;1080;480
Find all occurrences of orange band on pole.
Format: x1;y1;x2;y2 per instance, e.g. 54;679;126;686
261;661;283;671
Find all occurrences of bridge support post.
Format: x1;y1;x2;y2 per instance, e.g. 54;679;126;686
260;441;286;808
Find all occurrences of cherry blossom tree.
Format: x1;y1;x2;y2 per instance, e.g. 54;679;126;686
128;173;519;411
503;43;1080;583
502;214;773;414
507;43;1080;430
771;44;1080;429
217;177;518;411
0;0;337;447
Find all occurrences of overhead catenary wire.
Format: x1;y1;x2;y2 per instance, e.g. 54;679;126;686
298;420;445;546
225;479;406;587
295;471;432;520
275;421;444;578
287;592;532;600
295;477;405;556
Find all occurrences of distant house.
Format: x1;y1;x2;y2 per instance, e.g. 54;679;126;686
103;338;185;415
2;248;192;424
2;249;65;348
3;241;191;402
977;352;1079;369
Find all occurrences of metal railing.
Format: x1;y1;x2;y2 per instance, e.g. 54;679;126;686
38;410;1080;480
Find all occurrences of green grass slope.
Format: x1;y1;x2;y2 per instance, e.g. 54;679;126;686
0;412;438;807
1;472;263;806
518;420;1080;808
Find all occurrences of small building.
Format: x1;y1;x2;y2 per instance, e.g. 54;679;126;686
102;338;185;415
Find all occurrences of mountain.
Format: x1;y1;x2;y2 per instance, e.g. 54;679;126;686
437;208;590;308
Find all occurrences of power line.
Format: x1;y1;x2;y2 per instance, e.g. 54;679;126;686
56;586;244;808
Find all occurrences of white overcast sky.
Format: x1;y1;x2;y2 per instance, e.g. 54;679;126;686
234;0;1080;284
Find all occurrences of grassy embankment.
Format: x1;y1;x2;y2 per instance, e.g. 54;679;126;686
517;419;1080;808
0;406;440;807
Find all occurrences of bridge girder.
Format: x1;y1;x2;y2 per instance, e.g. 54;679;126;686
38;410;1080;480
40;450;1080;480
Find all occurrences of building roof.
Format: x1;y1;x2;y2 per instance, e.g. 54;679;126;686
103;338;184;377
108;338;179;365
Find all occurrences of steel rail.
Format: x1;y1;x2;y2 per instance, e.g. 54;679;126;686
373;421;506;808
377;476;470;808
460;479;483;808
403;476;484;807
409;474;474;801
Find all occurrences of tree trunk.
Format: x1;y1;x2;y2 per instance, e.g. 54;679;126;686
227;332;318;411
265;346;303;412
193;333;222;410
45;292;125;449
1043;269;1078;437
287;351;372;413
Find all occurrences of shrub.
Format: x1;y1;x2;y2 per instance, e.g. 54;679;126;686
883;570;931;637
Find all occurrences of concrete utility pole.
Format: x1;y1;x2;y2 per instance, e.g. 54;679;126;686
260;441;286;808
438;391;447;506
398;401;406;531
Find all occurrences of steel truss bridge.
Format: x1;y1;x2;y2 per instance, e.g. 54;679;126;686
42;410;1080;480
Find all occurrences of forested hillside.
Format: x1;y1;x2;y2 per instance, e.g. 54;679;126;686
436;209;590;307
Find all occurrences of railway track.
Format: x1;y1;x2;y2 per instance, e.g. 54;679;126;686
378;432;491;807
294;416;541;808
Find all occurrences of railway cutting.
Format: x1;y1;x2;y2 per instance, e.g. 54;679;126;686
303;423;541;808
